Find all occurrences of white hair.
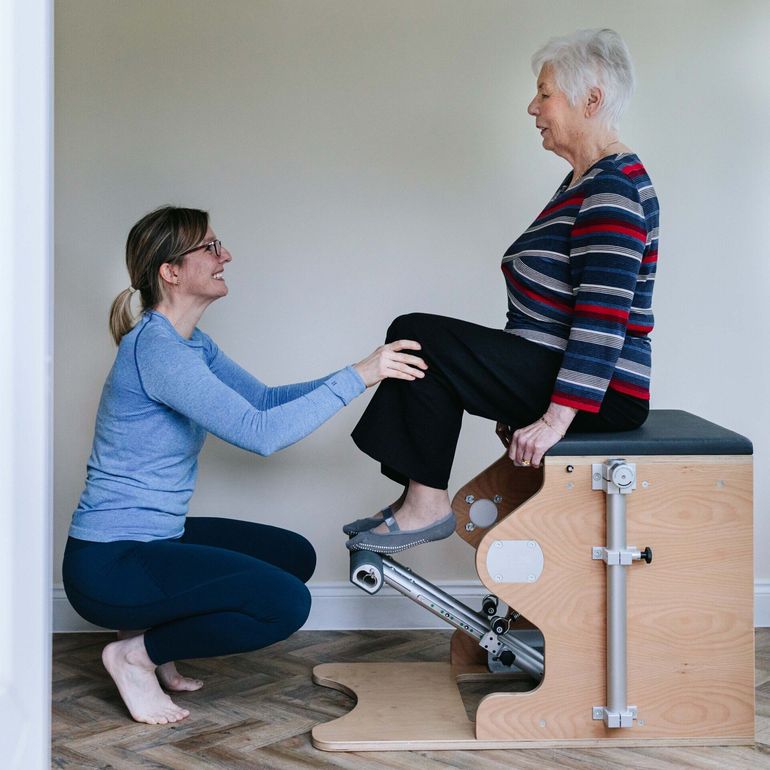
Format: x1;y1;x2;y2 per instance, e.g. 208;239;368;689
531;29;635;130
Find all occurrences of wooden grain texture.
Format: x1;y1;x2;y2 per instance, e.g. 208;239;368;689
53;629;770;768
452;455;543;551
474;454;754;742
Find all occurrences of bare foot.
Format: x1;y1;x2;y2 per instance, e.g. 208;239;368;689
117;631;203;692
157;662;203;692
102;635;191;725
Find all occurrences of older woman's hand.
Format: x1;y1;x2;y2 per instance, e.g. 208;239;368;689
506;404;578;468
354;340;427;388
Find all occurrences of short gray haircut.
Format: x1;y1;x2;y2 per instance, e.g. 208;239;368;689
531;29;635;130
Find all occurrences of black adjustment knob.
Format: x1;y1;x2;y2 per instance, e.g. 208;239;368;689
640;546;653;564
482;595;498;616
498;649;515;667
491;616;508;636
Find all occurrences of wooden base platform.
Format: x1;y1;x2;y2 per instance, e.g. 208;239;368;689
311;661;753;751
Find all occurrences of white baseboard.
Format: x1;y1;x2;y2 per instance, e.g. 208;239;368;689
53;580;770;632
756;579;770;627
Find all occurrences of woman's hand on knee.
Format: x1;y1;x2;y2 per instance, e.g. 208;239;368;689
354;340;427;388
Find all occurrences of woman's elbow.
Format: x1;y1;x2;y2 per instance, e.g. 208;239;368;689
247;438;274;457
250;437;286;457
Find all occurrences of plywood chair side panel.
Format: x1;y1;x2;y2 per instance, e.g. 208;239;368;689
472;462;606;740
473;456;754;742
453;455;543;550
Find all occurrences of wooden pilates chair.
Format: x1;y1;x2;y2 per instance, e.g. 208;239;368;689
312;410;754;751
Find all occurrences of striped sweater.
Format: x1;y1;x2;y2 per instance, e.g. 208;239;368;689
502;153;659;412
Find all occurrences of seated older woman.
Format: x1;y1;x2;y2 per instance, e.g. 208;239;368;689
345;28;659;553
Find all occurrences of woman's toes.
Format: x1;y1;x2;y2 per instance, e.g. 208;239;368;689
157;662;204;692
166;703;189;719
171;677;202;692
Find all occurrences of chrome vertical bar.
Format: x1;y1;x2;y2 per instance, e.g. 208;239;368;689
592;459;637;728
606;492;627;718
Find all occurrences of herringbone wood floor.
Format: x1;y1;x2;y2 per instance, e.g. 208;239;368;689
53;629;770;769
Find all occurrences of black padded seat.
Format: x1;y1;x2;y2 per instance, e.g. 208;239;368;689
549;409;752;457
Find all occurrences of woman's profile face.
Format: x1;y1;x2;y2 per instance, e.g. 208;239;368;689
174;227;232;302
527;65;585;160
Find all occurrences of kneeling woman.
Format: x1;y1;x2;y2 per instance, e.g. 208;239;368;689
63;206;426;725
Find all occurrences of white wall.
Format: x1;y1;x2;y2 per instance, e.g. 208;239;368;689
55;1;770;610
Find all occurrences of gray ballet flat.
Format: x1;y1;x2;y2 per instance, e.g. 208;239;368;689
345;511;457;554
342;506;393;536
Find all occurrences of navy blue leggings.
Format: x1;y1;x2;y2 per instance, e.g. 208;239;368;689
62;517;316;665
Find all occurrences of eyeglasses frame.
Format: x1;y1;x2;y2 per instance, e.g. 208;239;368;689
177;239;222;259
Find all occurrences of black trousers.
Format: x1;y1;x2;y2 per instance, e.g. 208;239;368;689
351;313;649;490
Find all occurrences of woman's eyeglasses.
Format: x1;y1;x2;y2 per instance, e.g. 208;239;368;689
178;239;222;258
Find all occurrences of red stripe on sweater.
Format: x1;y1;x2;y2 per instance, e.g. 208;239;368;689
622;163;645;177
502;266;573;314
575;303;630;322
626;322;654;333
610;380;650;399
540;195;583;219
572;222;647;243
551;392;601;413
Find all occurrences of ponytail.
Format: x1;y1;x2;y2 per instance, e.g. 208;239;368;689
109;287;137;345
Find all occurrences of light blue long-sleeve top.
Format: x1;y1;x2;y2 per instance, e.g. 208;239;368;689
69;310;366;542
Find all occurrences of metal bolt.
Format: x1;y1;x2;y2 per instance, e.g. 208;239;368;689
566;464;574;473
593;472;601;482
465;494;475;503
495;540;503;548
527;540;535;548
612;465;635;487
638;719;645;727
464;522;475;532
539;719;547;727
642;480;649;488
716;480;726;488
493;495;503;504
494;574;503;582
566;482;574;490
527;574;535;582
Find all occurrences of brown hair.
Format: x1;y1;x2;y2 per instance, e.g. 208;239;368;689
108;206;209;344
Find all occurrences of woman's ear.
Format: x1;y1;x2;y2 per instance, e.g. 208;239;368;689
158;262;180;287
585;86;604;118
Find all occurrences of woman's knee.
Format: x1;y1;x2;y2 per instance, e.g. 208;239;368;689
245;570;312;639
269;576;312;638
386;312;437;344
289;533;316;584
